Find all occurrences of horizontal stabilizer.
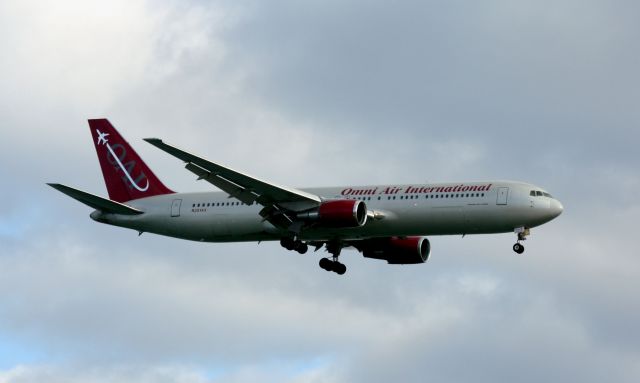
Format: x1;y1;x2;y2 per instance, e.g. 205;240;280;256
47;183;144;215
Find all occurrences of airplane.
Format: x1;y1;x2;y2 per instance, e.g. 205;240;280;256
48;119;563;275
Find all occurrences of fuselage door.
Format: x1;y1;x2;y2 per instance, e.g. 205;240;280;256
171;199;182;217
496;187;509;205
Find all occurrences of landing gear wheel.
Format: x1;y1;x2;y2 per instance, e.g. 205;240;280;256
280;238;295;251
513;243;525;254
282;238;309;254
319;258;332;271
296;243;309;254
318;240;347;274
318;258;347;275
512;227;530;255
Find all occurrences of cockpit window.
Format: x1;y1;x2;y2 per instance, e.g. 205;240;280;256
531;190;554;198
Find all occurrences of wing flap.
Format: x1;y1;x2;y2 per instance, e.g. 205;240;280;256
47;183;144;215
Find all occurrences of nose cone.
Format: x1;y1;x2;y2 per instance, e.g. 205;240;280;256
549;199;564;219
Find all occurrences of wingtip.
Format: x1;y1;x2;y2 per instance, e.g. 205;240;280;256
144;138;162;144
47;183;68;193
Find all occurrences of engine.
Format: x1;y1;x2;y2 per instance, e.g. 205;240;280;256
298;199;368;228
361;236;431;264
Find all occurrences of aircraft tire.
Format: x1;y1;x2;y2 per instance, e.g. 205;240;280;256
513;243;525;254
319;258;332;271
334;262;347;275
296;243;308;254
280;238;295;251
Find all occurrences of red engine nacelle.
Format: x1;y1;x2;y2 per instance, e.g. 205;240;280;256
361;236;431;264
298;199;368;228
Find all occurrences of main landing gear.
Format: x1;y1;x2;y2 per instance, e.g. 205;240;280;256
513;227;530;254
280;237;308;254
319;258;347;275
280;238;347;275
319;241;347;275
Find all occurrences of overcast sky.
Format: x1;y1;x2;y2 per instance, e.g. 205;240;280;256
1;0;639;382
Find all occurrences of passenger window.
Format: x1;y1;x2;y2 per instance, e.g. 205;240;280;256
536;191;543;197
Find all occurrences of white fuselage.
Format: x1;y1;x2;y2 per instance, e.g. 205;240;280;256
90;181;563;243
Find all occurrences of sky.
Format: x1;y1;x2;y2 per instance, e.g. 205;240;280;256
0;0;639;382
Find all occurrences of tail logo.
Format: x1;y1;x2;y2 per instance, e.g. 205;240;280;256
95;129;150;192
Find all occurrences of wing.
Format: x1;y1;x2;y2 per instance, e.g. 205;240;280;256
47;183;144;215
144;138;322;228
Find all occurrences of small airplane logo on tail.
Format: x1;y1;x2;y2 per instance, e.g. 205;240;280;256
96;130;110;145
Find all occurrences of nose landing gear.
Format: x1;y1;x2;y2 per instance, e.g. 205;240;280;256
513;227;530;254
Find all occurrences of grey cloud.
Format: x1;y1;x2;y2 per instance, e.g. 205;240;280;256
225;0;640;172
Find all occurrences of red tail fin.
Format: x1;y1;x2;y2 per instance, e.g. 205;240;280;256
89;119;174;202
